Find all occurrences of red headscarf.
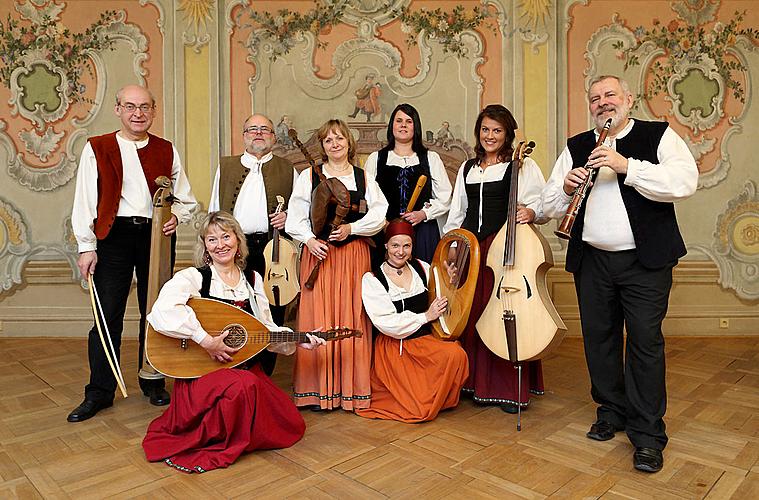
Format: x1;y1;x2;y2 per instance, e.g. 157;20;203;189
384;218;414;242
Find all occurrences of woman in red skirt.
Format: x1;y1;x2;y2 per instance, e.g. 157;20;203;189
443;105;547;414
143;211;323;473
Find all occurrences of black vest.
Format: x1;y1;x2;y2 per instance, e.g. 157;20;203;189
461;159;513;240
565;120;686;272
196;266;274;368
311;167;367;246
371;259;431;340
375;148;433;219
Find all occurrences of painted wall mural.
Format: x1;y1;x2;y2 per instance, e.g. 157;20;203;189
566;0;759;300
0;0;757;324
0;0;164;297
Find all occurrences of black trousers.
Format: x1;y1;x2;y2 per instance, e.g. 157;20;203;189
245;232;284;376
85;217;175;403
574;245;672;450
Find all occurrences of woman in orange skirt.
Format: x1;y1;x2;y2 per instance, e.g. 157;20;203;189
356;220;468;422
285;119;388;410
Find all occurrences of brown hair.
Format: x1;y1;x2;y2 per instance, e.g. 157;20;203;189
316;119;357;164
473;104;518;163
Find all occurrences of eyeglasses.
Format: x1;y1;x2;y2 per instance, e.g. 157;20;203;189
118;102;155;114
243;126;273;135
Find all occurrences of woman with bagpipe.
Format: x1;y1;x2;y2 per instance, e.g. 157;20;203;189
356;219;468;423
363;103;452;263
443;105;547;414
285;119;388;411
143;211;324;473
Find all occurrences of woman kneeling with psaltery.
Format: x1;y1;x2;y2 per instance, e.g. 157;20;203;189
143;211;323;473
356;219;469;423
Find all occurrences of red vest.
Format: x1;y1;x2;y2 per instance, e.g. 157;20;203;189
89;131;174;239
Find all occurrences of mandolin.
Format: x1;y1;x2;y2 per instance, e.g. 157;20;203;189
262;195;300;306
147;297;362;379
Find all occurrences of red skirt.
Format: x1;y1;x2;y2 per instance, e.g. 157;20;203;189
461;234;544;406
142;365;305;473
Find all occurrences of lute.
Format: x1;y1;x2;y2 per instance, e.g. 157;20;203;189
148;297;361;378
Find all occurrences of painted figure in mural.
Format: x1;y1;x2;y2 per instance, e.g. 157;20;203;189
68;84;197;422
142;211;324;473
355;219;469;423
348;74;382;122
443;104;547;414
436;121;454;145
541;75;698;473
208;113;298;375
364;103;453;263
275;114;294;148
285;118;389;411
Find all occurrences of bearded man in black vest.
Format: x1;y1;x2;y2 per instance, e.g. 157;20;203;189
208;114;298;375
542;75;698;473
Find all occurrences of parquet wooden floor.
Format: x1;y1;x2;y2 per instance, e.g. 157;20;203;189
1;336;758;499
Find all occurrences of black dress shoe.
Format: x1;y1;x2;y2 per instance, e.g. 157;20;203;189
634;447;663;473
501;403;527;414
586;420;621;441
143;387;171;406
67;399;113;422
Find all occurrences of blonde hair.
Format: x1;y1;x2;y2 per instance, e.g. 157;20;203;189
194;211;248;269
316;119;356;164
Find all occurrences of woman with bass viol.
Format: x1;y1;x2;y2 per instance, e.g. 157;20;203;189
356;219;468;423
443;105;547;414
285;119;388;411
143;211;324;473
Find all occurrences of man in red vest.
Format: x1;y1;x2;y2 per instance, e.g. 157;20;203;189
69;84;197;422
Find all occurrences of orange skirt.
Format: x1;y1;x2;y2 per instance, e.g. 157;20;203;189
292;239;373;411
356;335;469;423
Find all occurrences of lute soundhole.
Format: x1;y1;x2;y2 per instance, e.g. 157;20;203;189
221;324;248;348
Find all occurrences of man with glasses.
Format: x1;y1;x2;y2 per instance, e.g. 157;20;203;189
69;84;197;422
209;114;297;374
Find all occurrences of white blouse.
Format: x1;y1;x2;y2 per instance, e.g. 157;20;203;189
361;261;430;340
285;167;389;245
146;266;295;355
443;157;546;234
363;150;453;221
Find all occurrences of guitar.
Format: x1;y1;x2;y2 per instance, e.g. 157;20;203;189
146;297;361;379
262;195;300;306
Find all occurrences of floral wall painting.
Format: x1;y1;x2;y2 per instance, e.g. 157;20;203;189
691;181;759;301
0;1;149;192
581;0;759;190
